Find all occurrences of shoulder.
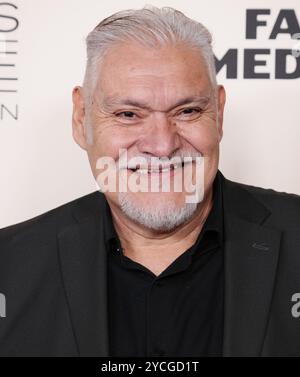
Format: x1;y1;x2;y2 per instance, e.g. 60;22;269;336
232;179;300;208
224;176;300;229
0;190;106;250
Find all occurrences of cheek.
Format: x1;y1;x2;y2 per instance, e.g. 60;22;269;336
180;122;220;155
90;126;128;160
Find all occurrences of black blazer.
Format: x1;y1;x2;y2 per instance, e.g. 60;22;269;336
0;170;300;357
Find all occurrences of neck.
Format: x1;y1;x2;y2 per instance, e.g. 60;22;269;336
108;188;214;276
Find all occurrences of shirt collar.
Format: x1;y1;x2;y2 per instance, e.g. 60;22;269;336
200;169;224;245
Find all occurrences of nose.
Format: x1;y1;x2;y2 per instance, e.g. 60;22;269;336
136;113;181;158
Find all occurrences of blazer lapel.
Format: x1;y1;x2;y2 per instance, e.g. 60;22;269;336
221;176;282;356
57;210;109;357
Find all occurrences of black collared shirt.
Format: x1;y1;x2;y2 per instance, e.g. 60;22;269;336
106;170;224;357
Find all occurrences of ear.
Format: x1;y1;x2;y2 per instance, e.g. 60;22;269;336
72;86;88;150
216;84;226;142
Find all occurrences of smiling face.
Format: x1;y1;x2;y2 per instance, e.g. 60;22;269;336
72;41;226;231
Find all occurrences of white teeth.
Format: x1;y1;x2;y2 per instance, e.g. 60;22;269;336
135;168;148;174
133;164;184;174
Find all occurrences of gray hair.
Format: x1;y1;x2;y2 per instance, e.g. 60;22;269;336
82;5;217;106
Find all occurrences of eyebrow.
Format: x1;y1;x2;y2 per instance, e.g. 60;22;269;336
101;95;210;112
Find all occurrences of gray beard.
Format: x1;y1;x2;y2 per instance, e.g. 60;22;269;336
118;192;199;232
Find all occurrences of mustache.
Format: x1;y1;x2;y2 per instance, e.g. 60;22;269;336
118;150;203;170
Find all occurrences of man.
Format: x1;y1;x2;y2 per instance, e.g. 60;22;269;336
0;5;300;357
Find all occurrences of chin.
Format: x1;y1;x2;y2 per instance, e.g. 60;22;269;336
118;191;199;232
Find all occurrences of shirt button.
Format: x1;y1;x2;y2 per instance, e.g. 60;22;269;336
156;281;163;288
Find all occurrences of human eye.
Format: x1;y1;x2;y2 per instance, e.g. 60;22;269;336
115;111;138;120
174;106;203;121
175;107;202;120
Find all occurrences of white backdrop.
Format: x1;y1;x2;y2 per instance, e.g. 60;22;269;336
0;0;299;228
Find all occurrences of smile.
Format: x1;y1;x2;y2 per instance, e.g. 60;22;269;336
128;162;186;175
